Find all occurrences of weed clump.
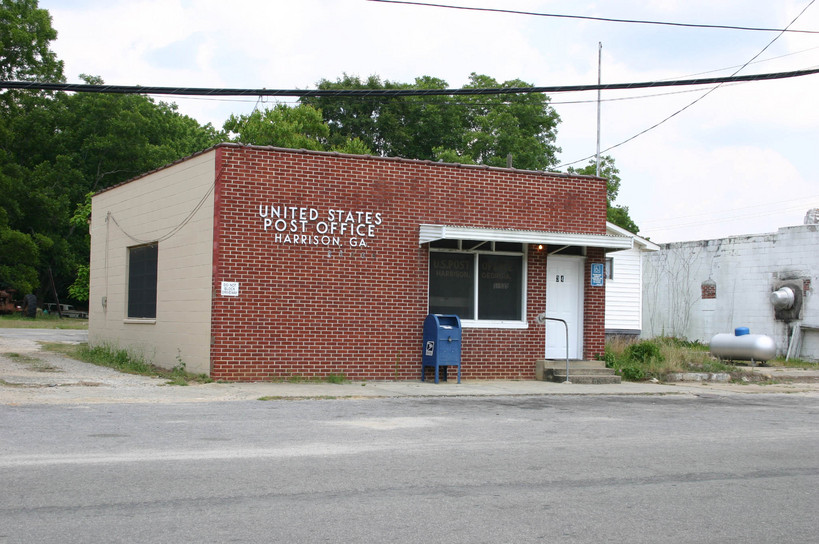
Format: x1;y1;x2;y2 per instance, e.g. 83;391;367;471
56;343;212;384
602;337;732;382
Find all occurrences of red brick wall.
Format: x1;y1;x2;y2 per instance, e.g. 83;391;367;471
210;145;608;381
583;248;607;360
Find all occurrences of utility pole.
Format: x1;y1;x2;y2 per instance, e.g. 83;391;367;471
596;42;602;177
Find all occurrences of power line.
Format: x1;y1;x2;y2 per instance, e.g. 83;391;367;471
159;43;819;110
368;0;819;34
3;67;818;97
641;195;819;230
558;0;817;167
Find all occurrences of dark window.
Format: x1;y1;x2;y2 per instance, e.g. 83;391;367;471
128;243;158;318
478;254;522;320
429;242;525;322
429;252;475;319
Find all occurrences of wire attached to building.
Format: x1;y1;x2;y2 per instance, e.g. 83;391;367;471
104;157;222;245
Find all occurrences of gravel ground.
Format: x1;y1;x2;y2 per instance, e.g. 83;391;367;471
0;329;168;397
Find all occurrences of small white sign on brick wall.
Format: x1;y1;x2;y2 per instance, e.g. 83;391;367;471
221;281;239;297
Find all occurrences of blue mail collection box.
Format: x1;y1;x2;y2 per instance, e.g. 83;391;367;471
421;314;462;384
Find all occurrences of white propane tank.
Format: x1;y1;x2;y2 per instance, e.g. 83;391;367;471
709;332;776;362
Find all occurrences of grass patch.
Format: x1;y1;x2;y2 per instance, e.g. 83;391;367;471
3;351;61;372
769;357;819;369
326;373;347;384
274;373;349;384
0;314;88;330
603;336;757;382
41;342;212;385
258;396;340;401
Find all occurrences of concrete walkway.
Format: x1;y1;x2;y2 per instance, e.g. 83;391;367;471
1;328;817;405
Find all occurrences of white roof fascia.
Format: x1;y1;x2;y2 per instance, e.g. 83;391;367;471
419;224;633;250
605;221;659;252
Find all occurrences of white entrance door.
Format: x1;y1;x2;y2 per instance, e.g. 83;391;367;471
544;256;584;359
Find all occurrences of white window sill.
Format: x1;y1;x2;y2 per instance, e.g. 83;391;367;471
124;318;156;325
460;320;529;329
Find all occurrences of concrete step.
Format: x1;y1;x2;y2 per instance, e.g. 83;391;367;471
535;359;621;384
536;359;607;377
548;369;622;385
537;359;608;370
550;367;618;376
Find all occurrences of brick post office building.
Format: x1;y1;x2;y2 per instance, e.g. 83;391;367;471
88;144;631;381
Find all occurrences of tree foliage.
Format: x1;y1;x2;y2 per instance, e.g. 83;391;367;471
568;155;640;234
0;1;224;304
1;1;641;304
0;208;40;294
300;73;561;171
0;0;63;83
224;103;370;154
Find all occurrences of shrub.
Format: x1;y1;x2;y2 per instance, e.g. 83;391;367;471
624;340;663;363
619;365;646;381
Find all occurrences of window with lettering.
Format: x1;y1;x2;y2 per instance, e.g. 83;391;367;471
428;241;525;325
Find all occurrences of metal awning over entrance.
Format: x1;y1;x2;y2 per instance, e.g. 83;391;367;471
419;224;633;250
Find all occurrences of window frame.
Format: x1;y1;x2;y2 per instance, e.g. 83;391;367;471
428;241;528;329
605;257;614;280
126;242;158;321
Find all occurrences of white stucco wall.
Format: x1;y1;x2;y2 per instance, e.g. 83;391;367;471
642;224;818;360
88;151;216;375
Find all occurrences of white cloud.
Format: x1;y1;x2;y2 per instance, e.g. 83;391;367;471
40;0;819;243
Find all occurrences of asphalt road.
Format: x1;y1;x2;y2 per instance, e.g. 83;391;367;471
2;394;817;543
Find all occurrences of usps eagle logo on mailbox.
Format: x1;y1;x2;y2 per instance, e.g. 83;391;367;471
425;341;435;356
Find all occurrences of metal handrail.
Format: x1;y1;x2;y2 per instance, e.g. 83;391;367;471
535;314;570;384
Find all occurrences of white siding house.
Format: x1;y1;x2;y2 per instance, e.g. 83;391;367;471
605;223;659;336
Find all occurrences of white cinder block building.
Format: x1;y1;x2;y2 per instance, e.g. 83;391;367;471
641;221;818;361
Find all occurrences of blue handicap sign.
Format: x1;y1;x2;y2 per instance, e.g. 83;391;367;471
591;262;605;286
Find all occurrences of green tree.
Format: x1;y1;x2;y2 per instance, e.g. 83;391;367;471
42;81;224;302
0;0;65;299
302;73;561;171
301;74;384;152
224;102;371;154
452;73;560;170
568;155;640;233
225;103;329;151
0;209;40;295
0;0;64;83
2;78;223;303
48;75;223;194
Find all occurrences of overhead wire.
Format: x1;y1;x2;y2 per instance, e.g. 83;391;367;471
367;0;819;34
138;43;819;113
105;160;219;245
556;0;818;168
2;67;818;96
641;196;819;231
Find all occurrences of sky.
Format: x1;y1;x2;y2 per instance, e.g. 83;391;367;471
39;0;819;244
